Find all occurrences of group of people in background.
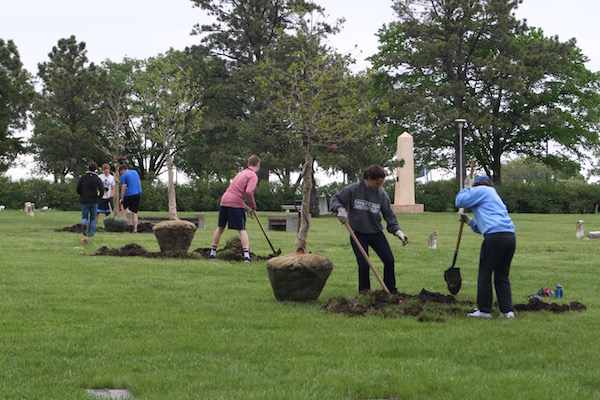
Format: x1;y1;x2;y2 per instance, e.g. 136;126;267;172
76;155;516;319
76;162;142;236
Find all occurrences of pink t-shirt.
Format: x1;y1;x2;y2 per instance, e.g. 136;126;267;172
220;168;258;210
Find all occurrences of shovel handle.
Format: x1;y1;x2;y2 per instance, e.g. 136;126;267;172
344;220;390;293
255;213;277;254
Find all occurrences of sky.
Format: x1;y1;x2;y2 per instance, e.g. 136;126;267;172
2;0;600;180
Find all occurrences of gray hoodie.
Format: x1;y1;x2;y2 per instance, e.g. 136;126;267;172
330;180;401;235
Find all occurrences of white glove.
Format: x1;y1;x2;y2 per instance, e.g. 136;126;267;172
395;230;409;246
337;207;348;223
464;176;473;189
247;209;256;218
459;213;472;225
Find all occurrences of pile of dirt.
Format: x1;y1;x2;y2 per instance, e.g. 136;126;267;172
96;243;201;259
193;236;270;261
323;288;586;321
515;297;586;312
94;237;271;261
57;222;153;234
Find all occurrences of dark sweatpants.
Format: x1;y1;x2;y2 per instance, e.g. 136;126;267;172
477;232;516;313
350;230;397;293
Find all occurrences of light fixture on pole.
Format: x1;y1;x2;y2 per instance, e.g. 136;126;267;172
455;119;467;189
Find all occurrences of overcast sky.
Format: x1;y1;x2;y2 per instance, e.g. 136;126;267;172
2;0;600;179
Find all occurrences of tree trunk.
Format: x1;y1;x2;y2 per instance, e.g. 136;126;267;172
295;146;313;253
167;154;178;220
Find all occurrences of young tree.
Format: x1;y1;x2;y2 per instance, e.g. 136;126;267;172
371;0;600;185
31;36;108;180
257;11;383;252
0;39;34;173
132;49;203;219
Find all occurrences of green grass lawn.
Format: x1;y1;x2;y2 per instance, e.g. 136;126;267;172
1;209;599;399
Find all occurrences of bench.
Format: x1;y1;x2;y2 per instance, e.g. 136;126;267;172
281;204;299;212
267;213;311;232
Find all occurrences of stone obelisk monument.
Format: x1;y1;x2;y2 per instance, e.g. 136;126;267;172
392;132;424;213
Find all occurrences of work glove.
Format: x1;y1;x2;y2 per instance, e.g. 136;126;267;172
337;207;348;224
459;213;473;225
247;209;256;219
463;176;473;189
395;230;409;246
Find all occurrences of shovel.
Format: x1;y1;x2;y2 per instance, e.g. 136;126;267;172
445;159;476;295
344;220;390;293
444;221;464;295
255;213;282;257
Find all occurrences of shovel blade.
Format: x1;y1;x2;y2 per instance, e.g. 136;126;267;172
444;266;462;295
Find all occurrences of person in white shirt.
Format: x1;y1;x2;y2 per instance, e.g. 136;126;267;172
96;163;116;222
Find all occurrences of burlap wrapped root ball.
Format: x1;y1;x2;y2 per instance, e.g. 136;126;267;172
103;215;129;232
266;252;334;302
152;219;197;253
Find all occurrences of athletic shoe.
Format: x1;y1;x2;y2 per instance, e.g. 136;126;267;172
244;257;251;263
208;254;216;260
82;223;88;236
467;309;492;318
499;311;515;319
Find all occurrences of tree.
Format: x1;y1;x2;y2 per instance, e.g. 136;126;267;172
31;36;108;180
257;11;383;252
189;0;323;182
131;49;204;218
0;39;34;173
370;0;600;186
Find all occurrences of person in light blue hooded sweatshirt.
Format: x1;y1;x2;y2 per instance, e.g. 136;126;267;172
456;175;516;319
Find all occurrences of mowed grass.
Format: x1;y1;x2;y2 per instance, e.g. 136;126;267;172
0;209;599;399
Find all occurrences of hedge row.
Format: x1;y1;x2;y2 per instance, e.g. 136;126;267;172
414;179;600;214
0;176;300;212
1;175;599;214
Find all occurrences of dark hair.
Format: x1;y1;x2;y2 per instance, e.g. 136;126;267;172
118;164;128;173
88;162;97;171
362;164;386;180
248;155;260;167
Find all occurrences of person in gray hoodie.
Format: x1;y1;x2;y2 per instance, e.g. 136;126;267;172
330;165;409;293
76;162;104;237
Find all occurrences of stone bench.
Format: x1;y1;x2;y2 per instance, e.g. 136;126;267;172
281;204;299;213
267;213;310;232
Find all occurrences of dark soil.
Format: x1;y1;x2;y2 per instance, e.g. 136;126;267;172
94;236;272;261
57;222;154;234
323;288;586;322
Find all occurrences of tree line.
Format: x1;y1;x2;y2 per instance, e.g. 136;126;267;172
2;0;600;197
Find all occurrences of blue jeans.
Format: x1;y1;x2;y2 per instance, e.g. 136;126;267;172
81;203;98;235
350;230;397;293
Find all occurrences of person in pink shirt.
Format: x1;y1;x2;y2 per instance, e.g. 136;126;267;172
210;155;261;262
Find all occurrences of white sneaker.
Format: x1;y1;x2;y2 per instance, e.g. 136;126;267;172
467;309;492;318
499;311;515;319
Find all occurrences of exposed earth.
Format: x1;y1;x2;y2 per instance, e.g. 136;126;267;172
323;289;586;321
57;222;154;234
62;224;587;320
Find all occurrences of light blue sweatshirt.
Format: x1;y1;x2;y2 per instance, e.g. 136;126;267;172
455;186;515;235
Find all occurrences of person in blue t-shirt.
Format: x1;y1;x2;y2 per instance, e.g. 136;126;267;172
456;176;516;319
118;164;142;233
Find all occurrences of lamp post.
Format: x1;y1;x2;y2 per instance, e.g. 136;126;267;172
455;118;467;189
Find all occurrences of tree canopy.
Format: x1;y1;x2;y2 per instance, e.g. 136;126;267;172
370;0;600;185
0;39;34;173
31;36;108;180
